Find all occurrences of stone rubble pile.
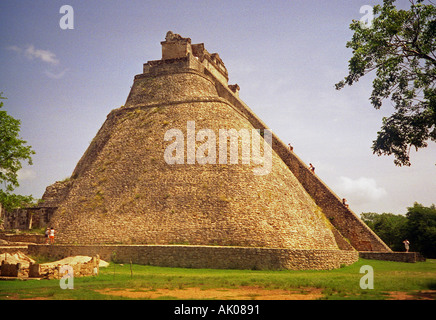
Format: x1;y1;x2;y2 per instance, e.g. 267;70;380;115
0;251;108;279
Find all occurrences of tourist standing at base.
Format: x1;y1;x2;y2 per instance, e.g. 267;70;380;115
403;239;410;252
49;227;55;244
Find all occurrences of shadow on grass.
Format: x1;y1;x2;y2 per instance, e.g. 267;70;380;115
426;281;436;290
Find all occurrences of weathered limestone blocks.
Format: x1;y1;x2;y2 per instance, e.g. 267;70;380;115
29;255;101;279
29;245;358;271
0;252;102;279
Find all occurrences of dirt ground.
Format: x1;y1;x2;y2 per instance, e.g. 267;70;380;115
4;286;435;300
387;290;436;300
95;286;436;300
96;286;324;300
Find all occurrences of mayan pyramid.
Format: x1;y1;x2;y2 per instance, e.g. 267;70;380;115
46;32;390;258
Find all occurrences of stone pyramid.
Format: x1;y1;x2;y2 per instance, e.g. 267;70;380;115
46;32;390;260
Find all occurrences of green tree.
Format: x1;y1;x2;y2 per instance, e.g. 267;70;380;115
0;92;35;210
362;204;436;257
406;202;436;258
336;0;436;166
361;212;408;251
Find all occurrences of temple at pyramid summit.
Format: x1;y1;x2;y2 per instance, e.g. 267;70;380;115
29;32;393;269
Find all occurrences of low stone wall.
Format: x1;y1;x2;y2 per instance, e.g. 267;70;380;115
359;251;426;263
28;244;358;270
0;246;29;255
0;234;45;244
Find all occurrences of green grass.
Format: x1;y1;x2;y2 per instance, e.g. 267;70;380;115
0;259;435;300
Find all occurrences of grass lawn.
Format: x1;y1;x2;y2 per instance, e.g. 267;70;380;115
0;258;435;300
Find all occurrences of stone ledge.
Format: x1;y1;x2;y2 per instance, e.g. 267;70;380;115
0;246;29;255
359;251;426;263
28;244;358;270
0;234;45;244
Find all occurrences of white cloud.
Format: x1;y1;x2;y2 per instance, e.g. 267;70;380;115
7;44;67;78
44;68;69;79
6;44;59;65
24;45;59;65
17;168;37;181
335;176;387;205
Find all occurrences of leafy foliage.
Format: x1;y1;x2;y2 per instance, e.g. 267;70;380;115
0;92;35;210
336;0;436;166
361;212;408;251
362;202;436;257
406;202;436;258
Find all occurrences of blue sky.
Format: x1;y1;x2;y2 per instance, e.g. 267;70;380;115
0;0;434;215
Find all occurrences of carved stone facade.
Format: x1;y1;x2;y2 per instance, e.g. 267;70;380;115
0;180;70;230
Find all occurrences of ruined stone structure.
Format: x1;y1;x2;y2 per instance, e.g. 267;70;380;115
29;255;101;280
0;252;101;279
1;207;54;230
0;181;68;230
29;32;391;269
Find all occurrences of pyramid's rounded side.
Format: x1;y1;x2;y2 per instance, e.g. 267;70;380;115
49;70;346;253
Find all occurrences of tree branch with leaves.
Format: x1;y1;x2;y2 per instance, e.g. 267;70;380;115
336;0;435;166
0;92;35;210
